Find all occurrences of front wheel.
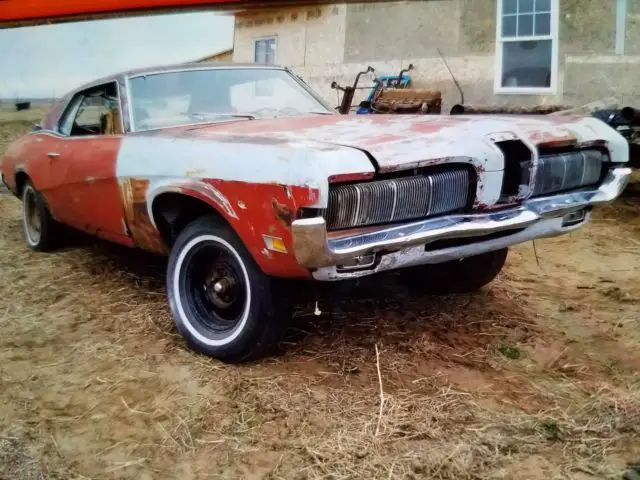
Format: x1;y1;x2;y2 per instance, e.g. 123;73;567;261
167;215;290;363
396;248;509;294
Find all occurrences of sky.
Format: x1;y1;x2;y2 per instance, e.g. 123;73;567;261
0;12;235;99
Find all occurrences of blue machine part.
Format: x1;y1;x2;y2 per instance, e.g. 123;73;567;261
355;73;412;114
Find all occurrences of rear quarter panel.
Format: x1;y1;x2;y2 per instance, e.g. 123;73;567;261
1;133;41;195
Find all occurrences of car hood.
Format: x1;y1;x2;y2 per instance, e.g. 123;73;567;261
154;113;628;172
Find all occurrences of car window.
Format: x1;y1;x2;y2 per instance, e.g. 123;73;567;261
229;76;318;112
59;82;123;136
128;68;331;131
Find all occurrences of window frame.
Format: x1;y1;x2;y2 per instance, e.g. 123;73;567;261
253;36;278;65
494;0;560;95
124;66;334;133
57;81;124;137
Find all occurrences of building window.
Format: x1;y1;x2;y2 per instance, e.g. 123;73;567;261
495;0;559;94
254;37;277;65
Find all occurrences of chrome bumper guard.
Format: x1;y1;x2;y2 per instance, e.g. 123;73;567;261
291;167;631;269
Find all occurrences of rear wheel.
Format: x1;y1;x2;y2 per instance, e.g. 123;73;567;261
396;248;509;294
167;215;291;363
21;181;60;252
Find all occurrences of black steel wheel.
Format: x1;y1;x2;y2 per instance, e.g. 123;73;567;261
167;215;291;363
21;181;60;252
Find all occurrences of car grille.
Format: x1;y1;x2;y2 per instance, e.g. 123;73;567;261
532;149;606;197
324;168;470;230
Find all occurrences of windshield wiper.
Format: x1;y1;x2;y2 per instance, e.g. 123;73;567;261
188;112;256;120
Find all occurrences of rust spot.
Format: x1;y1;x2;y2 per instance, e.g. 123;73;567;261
272;198;294;227
282;185;293;199
119;178;167;254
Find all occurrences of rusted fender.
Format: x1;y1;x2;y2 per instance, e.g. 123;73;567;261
115;134;373;278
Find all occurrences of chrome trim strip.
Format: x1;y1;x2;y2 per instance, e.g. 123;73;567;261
312;213;590;281
116;79;126;135
126;65;286;81
389;180;398;221
126;75;136;133
427;174;434;214
291;167;631;269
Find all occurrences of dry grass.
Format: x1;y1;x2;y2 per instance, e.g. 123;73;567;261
0;105;50;123
1;117;640;479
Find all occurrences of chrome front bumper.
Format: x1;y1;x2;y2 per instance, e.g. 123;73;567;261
291;167;631;279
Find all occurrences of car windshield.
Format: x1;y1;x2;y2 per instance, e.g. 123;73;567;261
127;67;332;131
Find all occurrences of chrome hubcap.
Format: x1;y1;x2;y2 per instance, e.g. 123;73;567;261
23;188;42;244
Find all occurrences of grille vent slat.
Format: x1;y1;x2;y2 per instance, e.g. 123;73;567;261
325;168;470;230
533;149;605;197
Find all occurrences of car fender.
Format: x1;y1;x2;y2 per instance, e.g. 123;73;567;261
124;176;319;278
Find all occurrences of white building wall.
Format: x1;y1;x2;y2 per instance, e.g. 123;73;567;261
233;1;640;111
232;3;504;111
233;6;346;67
233;6;350;105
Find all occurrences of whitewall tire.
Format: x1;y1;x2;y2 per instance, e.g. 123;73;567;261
21;181;59;252
167;215;290;363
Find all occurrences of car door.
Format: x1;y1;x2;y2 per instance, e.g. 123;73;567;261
20;96;86;230
43;82;131;245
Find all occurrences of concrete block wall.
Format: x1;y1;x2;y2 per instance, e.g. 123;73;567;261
233;0;640;111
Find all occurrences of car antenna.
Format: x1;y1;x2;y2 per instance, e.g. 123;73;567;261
436;47;464;105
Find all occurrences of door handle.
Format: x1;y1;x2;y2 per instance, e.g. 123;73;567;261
47;152;60;159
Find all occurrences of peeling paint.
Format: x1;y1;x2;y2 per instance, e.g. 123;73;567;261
272;198;295;227
119;178;168;254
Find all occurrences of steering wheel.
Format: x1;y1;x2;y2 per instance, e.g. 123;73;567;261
76;124;99;135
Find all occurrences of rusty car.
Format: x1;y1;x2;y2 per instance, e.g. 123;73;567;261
0;63;632;363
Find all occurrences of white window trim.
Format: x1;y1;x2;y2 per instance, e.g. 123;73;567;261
494;0;560;95
253;36;278;65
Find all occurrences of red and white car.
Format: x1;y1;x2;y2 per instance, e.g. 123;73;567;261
0;63;631;362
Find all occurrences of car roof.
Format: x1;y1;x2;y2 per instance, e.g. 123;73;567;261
63;62;287;98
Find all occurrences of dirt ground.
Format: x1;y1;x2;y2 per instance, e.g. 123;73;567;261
1;112;639;479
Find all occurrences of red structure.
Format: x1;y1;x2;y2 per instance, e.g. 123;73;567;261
0;0;387;27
